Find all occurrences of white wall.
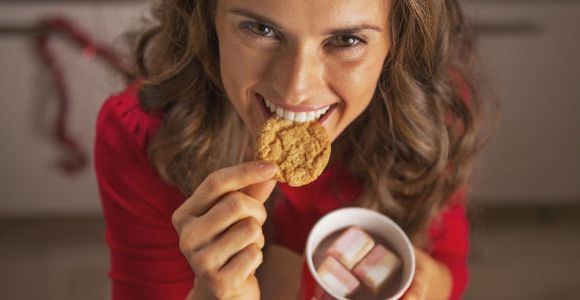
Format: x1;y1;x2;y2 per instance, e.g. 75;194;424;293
0;1;578;216
0;2;149;216
465;2;580;205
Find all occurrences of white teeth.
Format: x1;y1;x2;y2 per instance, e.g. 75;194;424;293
275;107;284;118
284;111;295;120
261;96;331;122
295;112;306;122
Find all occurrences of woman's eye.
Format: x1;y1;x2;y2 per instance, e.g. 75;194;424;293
331;35;364;48
245;22;276;38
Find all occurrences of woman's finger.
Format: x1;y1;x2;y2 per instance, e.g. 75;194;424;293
204;191;267;233
402;247;429;300
177;191;267;252
220;243;264;285
241;178;277;203
174;160;277;219
197;217;264;271
402;275;428;300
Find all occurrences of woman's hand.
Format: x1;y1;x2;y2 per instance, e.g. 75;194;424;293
171;160;278;300
401;247;452;300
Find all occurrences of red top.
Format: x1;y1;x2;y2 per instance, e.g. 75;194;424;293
95;83;469;300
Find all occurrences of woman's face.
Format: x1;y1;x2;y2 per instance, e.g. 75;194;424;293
215;0;391;143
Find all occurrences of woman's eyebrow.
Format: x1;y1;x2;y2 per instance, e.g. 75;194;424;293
325;24;383;36
228;8;383;35
229;8;285;31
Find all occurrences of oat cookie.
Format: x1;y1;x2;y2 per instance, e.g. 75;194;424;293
257;117;331;187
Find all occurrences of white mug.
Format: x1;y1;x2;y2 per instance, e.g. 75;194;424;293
302;208;416;300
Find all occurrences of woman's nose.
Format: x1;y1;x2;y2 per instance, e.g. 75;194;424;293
269;46;325;105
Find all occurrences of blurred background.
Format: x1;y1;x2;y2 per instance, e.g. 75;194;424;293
0;0;578;299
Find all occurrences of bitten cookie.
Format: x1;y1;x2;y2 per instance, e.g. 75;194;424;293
257;117;331;187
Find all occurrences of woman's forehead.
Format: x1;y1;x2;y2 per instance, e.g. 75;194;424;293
218;0;390;34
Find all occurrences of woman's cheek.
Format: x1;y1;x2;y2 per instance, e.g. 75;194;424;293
220;41;270;103
330;64;379;114
222;42;265;82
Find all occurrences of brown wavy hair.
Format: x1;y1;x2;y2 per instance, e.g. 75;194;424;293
133;0;497;239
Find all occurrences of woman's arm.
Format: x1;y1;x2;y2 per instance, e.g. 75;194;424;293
403;187;470;300
96;90;274;300
95;92;195;299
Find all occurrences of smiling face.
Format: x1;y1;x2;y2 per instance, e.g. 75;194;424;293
214;0;391;144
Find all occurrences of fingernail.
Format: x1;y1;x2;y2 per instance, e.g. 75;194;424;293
258;161;277;176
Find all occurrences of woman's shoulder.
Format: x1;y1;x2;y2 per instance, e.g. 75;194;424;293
95;82;186;224
96;81;162;151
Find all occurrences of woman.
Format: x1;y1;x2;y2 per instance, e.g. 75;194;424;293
95;0;493;299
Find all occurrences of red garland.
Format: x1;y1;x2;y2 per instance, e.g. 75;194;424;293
34;16;133;174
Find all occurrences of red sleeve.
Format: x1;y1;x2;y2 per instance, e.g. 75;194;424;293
94;85;194;299
428;186;470;300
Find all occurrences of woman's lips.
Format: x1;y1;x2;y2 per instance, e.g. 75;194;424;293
257;93;272;119
318;103;337;124
255;93;336;124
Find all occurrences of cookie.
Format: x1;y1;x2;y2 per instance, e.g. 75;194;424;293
257;117;331;187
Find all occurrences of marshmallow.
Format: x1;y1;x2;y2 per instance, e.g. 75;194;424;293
326;226;375;269
353;244;401;294
316;256;360;297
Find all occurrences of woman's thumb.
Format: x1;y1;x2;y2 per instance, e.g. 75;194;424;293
242;179;277;203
